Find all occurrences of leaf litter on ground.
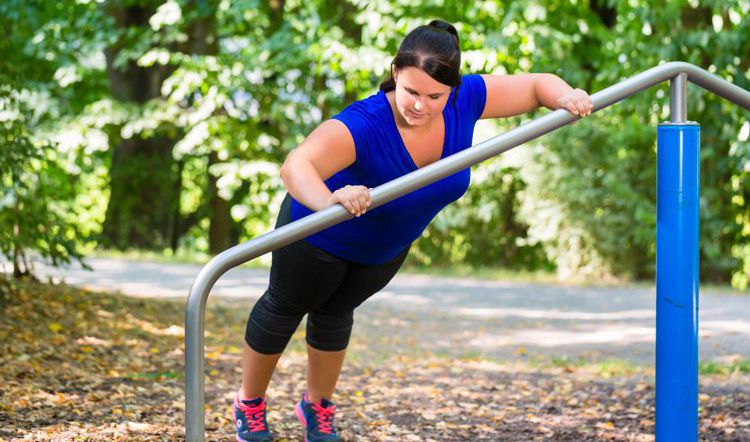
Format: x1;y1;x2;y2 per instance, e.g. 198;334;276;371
0;279;748;441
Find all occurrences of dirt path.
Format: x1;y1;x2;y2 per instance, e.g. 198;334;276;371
36;258;750;364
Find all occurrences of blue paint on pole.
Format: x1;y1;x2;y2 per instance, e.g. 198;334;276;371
656;124;700;441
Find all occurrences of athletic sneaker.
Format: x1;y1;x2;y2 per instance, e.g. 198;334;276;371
295;392;340;442
233;394;273;442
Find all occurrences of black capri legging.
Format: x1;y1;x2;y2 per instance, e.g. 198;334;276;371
245;193;409;354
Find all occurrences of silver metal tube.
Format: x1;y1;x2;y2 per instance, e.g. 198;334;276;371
671;73;688;123
185;61;750;441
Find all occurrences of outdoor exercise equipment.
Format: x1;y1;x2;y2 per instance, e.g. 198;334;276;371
184;62;750;442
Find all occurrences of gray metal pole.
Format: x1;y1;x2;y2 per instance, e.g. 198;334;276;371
670;73;688;123
185;62;750;442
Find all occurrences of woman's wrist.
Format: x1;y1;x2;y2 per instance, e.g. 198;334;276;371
534;73;574;110
534;74;593;117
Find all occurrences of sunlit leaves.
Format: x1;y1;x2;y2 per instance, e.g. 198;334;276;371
149;0;182;30
2;0;748;284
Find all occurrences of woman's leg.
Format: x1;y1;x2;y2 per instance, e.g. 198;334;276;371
306;345;347;404
305;246;410;402
243;269;347;400
242;193;349;399
240;342;283;399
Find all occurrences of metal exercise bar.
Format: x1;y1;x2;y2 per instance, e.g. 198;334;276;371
185;61;750;441
670;73;688;123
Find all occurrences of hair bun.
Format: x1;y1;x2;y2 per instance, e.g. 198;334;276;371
428;19;458;38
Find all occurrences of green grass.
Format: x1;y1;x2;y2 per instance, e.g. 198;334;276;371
401;349;647;378
89;248;562;282
535;355;750;377
89;247;271;269
400;262;560;284
536;355;643;377
87;247;748;292
125;370;184;381
699;359;750;375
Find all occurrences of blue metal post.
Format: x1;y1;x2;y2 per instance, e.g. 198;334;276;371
655;123;700;441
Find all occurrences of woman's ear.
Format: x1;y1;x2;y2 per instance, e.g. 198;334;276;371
392;66;398;84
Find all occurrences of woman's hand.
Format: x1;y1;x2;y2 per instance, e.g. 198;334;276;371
556;88;593;117
330;185;371;217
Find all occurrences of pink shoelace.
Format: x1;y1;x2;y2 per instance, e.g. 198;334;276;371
237;398;267;432
311;402;336;434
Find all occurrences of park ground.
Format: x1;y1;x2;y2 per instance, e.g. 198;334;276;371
1;262;749;441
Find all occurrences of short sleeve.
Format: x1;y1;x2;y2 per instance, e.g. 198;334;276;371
456;74;487;123
331;101;371;166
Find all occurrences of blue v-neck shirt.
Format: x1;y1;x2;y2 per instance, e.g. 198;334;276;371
290;74;487;265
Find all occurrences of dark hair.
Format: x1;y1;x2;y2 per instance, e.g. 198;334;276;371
379;19;462;104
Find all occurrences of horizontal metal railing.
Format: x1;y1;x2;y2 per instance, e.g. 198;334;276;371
185;61;750;441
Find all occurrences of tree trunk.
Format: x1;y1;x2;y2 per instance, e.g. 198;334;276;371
206;152;232;254
101;3;179;250
181;2;237;254
170;159;184;253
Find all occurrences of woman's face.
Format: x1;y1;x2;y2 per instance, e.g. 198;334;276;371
393;66;452;128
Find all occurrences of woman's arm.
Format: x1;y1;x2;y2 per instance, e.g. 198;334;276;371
479;73;593;119
280;119;371;216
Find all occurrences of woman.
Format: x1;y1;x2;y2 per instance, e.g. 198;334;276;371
233;20;593;442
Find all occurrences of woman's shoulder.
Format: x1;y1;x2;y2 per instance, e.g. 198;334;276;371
329;90;391;154
457;73;486;97
332;89;391;136
335;90;389;121
451;73;487;122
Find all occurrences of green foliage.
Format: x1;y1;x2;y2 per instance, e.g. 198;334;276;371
520;112;658;279
0;88;87;276
412;162;551;270
2;0;749;287
0;0;105;277
514;0;750;284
